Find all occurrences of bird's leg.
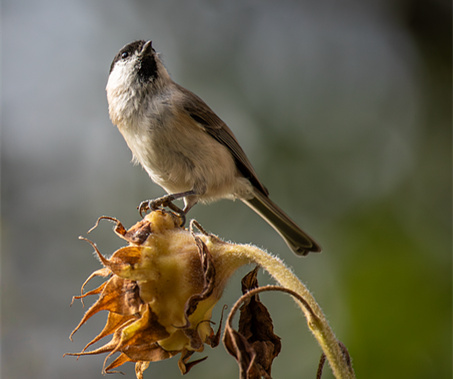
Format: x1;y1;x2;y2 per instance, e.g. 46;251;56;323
138;190;197;225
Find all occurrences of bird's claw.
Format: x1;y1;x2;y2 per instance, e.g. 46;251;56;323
138;196;186;226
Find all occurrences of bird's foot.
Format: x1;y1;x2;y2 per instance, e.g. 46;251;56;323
138;195;186;226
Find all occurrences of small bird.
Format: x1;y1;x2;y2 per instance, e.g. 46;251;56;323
106;40;320;256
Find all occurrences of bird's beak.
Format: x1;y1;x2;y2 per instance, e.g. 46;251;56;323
141;40;153;56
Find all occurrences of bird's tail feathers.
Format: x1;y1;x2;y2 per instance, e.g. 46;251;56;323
242;190;321;256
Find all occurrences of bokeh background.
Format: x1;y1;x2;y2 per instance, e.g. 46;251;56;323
2;1;451;378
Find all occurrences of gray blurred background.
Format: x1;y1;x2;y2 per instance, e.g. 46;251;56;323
1;1;451;378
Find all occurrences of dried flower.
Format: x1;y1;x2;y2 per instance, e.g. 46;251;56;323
66;210;248;377
66;210;355;379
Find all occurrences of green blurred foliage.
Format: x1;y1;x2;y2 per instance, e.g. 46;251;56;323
340;203;450;378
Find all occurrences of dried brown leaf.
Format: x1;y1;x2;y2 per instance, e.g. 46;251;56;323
239;268;281;375
224;268;281;379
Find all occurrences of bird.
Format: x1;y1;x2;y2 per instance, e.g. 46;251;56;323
106;40;320;256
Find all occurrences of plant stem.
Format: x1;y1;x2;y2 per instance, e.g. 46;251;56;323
211;240;355;379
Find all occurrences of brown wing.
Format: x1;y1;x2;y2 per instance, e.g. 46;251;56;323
176;83;269;196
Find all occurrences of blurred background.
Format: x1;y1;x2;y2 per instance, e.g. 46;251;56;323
1;0;451;378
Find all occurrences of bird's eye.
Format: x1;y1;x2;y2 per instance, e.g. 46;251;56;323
121;51;129;59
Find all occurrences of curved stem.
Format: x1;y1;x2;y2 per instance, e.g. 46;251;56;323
216;241;355;379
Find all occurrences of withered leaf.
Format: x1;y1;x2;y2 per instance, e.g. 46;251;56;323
224;268;281;379
239;269;281;369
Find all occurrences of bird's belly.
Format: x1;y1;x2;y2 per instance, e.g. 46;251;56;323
121;121;250;202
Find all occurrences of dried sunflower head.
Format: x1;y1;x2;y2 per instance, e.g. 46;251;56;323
66;210;249;378
66;210;354;379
